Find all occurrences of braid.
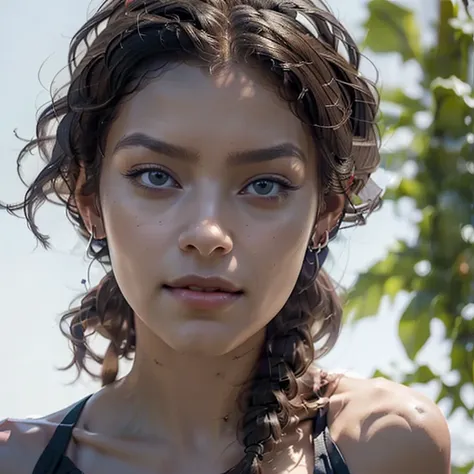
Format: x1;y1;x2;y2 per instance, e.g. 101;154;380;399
225;259;334;474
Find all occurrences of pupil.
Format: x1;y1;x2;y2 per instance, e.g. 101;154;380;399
254;180;273;195
149;172;168;186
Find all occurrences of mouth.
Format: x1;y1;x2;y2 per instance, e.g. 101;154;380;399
164;286;240;293
164;275;243;294
162;275;244;310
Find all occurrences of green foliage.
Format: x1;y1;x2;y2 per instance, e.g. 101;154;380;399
399;291;433;359
347;0;474;470
363;0;422;61
453;463;474;474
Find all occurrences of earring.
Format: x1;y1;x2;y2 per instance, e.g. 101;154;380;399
81;226;96;292
309;230;329;254
298;231;330;293
313;230;330;271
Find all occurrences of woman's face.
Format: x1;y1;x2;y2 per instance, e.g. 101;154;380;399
97;63;319;356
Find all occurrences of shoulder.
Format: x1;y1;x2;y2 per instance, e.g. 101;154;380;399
327;375;451;474
0;405;73;474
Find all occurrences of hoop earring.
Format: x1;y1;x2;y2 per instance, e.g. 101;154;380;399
81;226;96;292
309;230;329;254
297;231;330;294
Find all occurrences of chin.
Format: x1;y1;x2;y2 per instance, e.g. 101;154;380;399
165;320;253;357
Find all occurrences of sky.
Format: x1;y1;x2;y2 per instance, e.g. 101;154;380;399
0;0;472;467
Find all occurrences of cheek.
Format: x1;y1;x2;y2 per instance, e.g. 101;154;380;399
256;234;308;302
245;203;314;321
98;180;166;301
101;196;141;262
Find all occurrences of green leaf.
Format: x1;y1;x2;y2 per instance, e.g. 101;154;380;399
384;276;405;303
396;178;425;201
410;133;430;156
371;253;398;275
345;274;385;322
419;206;435;239
404;365;436;384
451;342;467;371
432;76;474;135
431;295;453;332
472;360;474;392
452;461;474;474
363;0;422;62
435;382;449;404
372;369;391;379
399;292;433;359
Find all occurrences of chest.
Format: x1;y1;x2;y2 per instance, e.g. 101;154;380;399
71;422;316;474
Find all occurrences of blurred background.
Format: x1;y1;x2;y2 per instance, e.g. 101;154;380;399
0;0;473;472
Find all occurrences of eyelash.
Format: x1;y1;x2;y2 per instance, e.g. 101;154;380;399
239;176;298;200
122;165;299;200
123;165;181;189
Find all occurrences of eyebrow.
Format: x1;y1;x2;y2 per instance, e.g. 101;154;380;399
113;133;199;161
112;132;307;164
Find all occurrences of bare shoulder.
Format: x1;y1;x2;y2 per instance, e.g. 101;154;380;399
327;375;451;474
0;406;71;474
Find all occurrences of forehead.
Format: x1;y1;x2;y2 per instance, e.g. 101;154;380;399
106;63;313;154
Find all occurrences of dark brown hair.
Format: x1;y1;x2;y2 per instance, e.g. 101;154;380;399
2;0;380;472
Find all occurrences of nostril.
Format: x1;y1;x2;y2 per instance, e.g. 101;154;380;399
178;223;233;257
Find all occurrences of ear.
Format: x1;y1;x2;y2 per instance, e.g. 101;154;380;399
74;166;106;239
312;192;345;245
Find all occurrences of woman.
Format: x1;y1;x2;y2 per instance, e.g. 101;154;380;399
0;0;451;473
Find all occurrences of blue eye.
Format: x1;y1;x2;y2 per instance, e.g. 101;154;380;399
124;167;179;189
243;178;292;198
248;180;277;196
141;170;175;188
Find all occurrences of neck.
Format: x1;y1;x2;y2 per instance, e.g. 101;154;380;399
117;317;266;449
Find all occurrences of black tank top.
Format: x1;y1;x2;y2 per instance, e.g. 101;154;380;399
31;396;351;474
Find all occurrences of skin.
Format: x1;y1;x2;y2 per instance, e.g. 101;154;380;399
0;64;451;474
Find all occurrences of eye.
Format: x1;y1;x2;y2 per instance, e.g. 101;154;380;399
242;178;293;198
123;166;180;190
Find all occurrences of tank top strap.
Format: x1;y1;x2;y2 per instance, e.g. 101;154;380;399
32;395;93;474
313;405;351;474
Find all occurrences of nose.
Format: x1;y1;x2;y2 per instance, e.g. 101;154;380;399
178;219;233;257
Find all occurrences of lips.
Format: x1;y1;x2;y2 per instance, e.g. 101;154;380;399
182;286;228;293
164;275;243;294
163;275;243;310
